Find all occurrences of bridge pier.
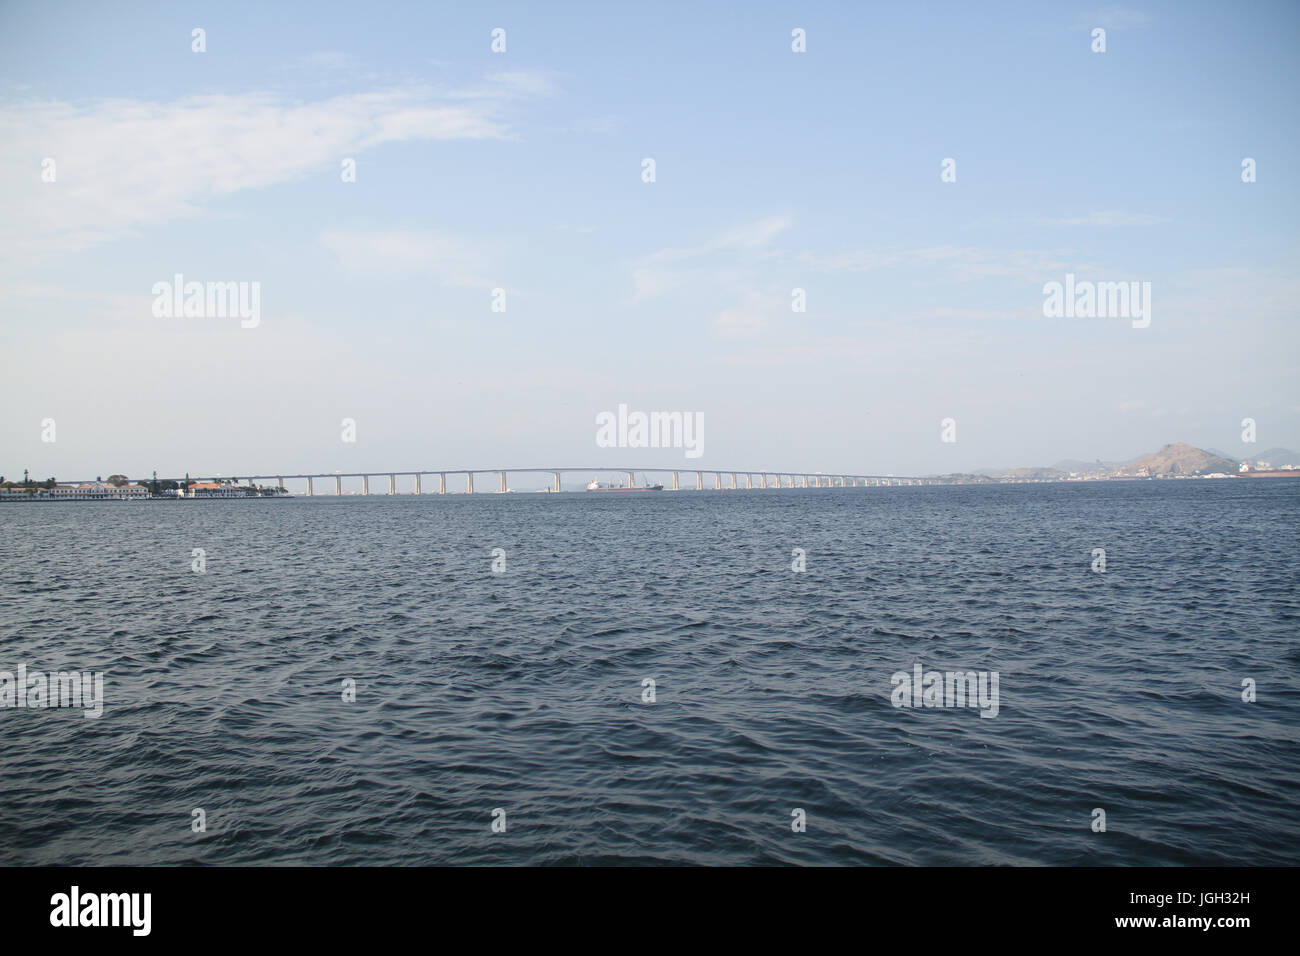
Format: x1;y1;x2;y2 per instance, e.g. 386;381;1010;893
389;474;396;495
334;475;342;496
730;473;737;489
695;471;703;491
277;476;284;491
500;471;508;493
759;473;767;489
626;472;634;489
553;472;561;493
414;474;422;494
713;473;721;490
306;476;314;496
671;472;679;491
466;473;474;494
439;473;447;494
362;475;369;496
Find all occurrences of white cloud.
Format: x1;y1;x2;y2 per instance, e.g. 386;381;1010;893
801;245;1082;283
714;291;777;340
631;215;792;302
1046;210;1167;227
0;79;547;260
320;229;498;285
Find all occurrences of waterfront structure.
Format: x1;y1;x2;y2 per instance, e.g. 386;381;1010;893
31;468;926;495
48;482;147;499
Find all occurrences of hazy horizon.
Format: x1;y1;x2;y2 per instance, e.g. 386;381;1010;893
3;1;1298;480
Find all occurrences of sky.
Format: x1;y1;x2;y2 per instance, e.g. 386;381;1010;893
1;0;1298;485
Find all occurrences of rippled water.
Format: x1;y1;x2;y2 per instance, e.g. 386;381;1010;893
1;480;1297;865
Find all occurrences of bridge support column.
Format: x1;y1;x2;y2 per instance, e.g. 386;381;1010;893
306;476;314;496
672;472;679;491
695;471;703;491
362;475;369;495
500;471;507;493
553;472;561;493
745;474;752;489
439;473;447;494
334;475;342;496
415;474;422;494
466;473;474;494
626;472;634;489
277;476;284;490
759;473;767;489
389;474;396;495
730;473;737;489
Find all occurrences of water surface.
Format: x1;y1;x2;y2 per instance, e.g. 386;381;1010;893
1;480;1297;865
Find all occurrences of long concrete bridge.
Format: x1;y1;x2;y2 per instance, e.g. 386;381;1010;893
117;468;934;494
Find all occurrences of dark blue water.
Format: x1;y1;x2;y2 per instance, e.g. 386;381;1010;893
1;480;1297;865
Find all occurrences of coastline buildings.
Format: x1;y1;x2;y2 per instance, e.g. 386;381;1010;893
0;479;286;500
185;481;251;498
1;482;148;500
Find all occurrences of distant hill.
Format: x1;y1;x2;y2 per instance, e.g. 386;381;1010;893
1116;442;1238;477
1204;448;1241;462
994;466;1069;479
939;442;1285;483
1247;447;1300;467
1050;458;1123;475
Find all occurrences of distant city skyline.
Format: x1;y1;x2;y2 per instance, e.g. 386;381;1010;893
2;1;1297;479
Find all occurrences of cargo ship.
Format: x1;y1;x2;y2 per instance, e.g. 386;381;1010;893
586;476;663;492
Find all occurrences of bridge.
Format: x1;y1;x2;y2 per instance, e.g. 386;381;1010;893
105;468;934;494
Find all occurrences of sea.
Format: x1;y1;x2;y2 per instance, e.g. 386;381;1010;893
1;479;1297;866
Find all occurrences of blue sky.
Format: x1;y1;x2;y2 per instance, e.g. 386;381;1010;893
2;0;1297;483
